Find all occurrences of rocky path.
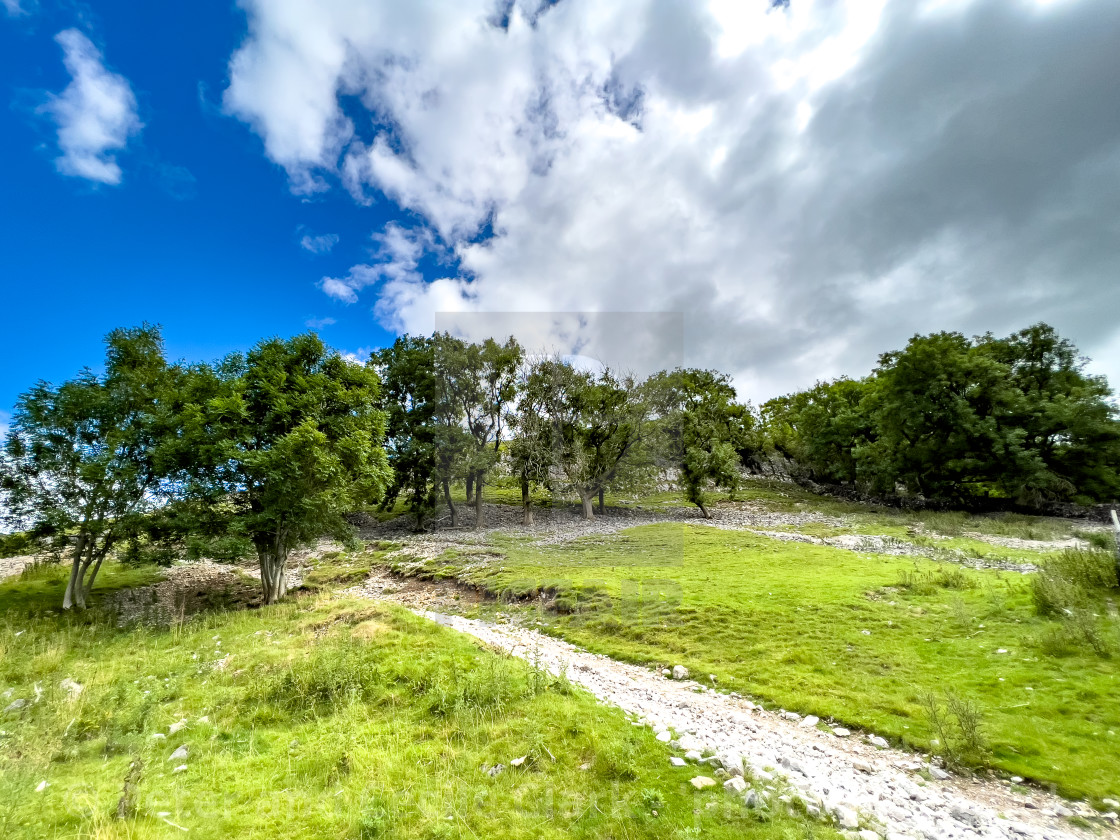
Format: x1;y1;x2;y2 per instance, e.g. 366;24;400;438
362;499;1079;573
408;608;1112;840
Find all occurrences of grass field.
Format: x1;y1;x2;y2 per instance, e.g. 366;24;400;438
393;520;1120;803
0;562;834;840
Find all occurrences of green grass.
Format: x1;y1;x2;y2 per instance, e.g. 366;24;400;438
733;480;1085;543
0;568;834;840
0;560;165;619
397;523;1120;802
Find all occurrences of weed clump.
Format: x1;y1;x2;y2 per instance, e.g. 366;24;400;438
920;690;987;770
1031;548;1118;657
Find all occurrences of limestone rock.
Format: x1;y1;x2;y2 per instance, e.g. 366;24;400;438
724;776;748;793
669;756;687;767
169;745;188;761
672;665;690;680
59;679;83;701
690;776;717;790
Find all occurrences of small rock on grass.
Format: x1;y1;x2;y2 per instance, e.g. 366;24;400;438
672;665;689;680
929;766;950;781
669;757;687;767
685;750;702;761
835;806;860;829
868;735;889;748
35;780;48;793
800;715;820;728
172;765;187;774
656;730;672;743
3;699;26;714
724;776;748;793
487;764;505;777
690;776;717;790
59;679;82;701
509;755;527;767
169;745;188;761
833;727;851;737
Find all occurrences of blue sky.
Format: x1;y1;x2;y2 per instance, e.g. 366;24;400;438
3;0;1120;428
0;1;401;418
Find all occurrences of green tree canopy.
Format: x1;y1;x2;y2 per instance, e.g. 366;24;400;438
0;325;170;608
644;368;756;518
175;333;390;603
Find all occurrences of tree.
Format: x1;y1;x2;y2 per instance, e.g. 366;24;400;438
176;334;389;604
524;360;647;520
436;334;522;528
977;323;1120;504
760;378;872;484
375;335;470;529
857;331;1015;499
508;358;556;526
0;325;169;609
644;368;755;518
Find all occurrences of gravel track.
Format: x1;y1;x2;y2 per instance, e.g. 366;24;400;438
410;608;1113;840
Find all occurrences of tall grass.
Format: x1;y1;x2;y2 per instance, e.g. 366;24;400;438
1032;548;1119;657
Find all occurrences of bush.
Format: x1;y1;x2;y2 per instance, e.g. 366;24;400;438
1032;548;1118;658
0;531;37;558
1032;548;1117;616
920;690;987;770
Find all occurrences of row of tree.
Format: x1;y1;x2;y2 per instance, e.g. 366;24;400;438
762;324;1120;505
3;322;1117;609
0;327;753;607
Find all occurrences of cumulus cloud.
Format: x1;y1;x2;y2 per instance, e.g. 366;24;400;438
300;232;340;254
225;0;1120;400
320;222;432;305
41;29;142;185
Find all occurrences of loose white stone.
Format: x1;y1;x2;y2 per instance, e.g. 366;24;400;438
672;665;690;680
655;730;672;743
833;727;851;737
690;776;717;790
509;755;527;767
172;765;187;774
169;745;188;761
669;756;686;767
724;776;748;793
35;780;48;792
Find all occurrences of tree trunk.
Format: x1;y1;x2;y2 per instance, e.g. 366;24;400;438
443;479;458;527
259;547;288;605
474;475;485;529
465;473;475;504
578;489;595;520
598;487;605;515
63;534;88;610
82;549;108;603
522;476;534;526
697;499;712;519
1111;509;1120;581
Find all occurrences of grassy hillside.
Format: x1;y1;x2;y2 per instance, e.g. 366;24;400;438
0;563;832;839
393;515;1120;803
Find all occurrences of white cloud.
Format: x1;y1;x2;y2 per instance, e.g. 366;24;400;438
2;0;27;17
299;232;340;253
41;29;142;185
305;316;337;329
320;222;431;306
226;0;1120;400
